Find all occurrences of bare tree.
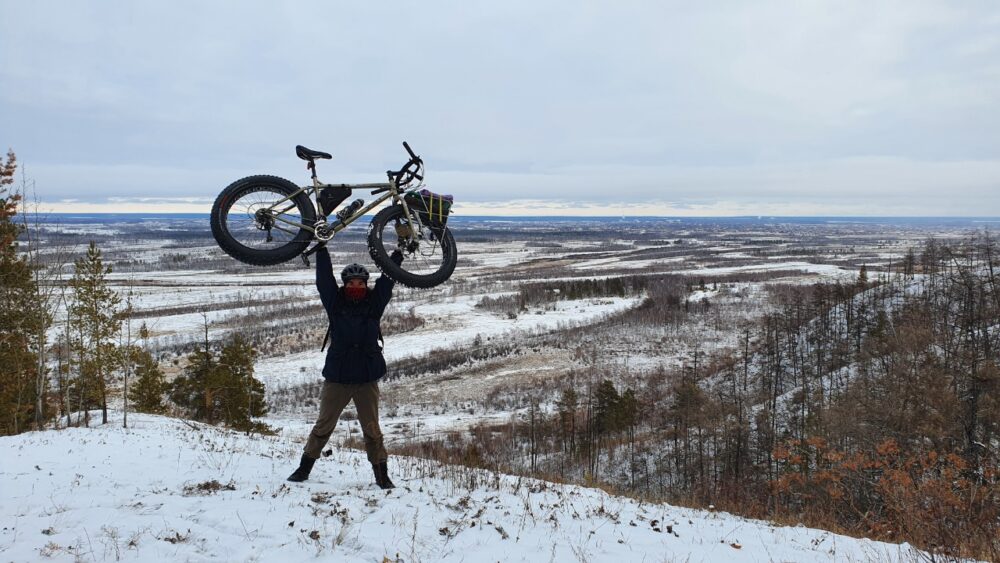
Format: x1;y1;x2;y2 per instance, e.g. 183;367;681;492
17;168;75;430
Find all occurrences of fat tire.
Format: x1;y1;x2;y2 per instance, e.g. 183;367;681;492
367;204;457;289
210;175;316;266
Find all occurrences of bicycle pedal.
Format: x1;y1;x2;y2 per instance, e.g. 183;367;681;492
300;254;311;267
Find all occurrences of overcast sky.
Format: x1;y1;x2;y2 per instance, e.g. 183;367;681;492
2;1;999;215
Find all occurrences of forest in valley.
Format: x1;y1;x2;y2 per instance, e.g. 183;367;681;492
389;236;1000;559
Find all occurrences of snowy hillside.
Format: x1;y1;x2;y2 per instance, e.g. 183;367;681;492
2;414;931;562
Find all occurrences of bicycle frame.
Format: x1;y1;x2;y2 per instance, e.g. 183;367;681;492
260;175;424;243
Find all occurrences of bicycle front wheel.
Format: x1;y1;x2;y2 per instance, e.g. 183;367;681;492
210;175;316;266
367;204;457;288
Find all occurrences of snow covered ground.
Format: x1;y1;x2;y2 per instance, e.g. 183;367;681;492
255;295;643;392
2;414;934;562
670;261;854;281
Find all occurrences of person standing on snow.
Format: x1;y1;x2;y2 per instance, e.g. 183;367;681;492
287;245;403;489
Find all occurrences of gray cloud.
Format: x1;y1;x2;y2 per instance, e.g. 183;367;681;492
1;1;998;214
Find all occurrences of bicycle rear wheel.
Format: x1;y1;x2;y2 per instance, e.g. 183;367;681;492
211;175;316;266
367;204;457;288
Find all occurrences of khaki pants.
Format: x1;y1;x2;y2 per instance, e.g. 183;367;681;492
304;381;387;464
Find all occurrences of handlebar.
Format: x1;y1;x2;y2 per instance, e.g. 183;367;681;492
403;141;417;160
385;141;424;187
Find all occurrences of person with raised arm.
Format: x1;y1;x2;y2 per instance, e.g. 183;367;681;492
287;245;402;489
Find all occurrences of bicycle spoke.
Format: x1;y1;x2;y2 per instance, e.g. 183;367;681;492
270;202;299;215
375;213;449;276
224;186;305;251
270;223;298;236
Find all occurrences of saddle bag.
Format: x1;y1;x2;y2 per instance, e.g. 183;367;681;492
403;189;453;233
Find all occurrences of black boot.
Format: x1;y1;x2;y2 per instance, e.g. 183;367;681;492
373;461;395;489
287;454;316;482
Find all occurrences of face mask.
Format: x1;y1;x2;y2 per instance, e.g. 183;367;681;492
345;286;368;301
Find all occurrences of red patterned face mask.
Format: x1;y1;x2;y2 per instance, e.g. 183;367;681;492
345;286;368;301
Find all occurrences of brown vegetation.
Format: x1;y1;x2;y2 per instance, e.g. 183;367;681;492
383;235;1000;560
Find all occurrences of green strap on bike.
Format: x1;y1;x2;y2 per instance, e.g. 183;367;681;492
433;194;443;222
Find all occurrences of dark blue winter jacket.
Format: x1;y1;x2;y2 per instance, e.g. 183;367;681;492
316;247;396;383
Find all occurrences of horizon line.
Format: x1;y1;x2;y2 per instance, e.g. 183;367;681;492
29;212;1000;219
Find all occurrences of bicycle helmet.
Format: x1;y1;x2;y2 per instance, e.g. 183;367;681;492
341;263;370;284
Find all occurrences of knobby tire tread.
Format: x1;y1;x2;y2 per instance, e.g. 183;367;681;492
367;204;457;289
210;175;316;266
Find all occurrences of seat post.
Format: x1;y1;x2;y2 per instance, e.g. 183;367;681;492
307;160;318;182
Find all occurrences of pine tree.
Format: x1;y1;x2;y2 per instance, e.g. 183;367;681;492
169;343;218;423
128;349;167;414
594;379;622;434
169;333;269;431
619;387;640;487
216;334;268;430
0;149;52;435
68;241;129;425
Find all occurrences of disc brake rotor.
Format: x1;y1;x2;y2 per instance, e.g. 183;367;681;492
394;220;414;239
393;220;420;253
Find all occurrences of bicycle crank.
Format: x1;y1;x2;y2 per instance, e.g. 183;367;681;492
314;220;335;242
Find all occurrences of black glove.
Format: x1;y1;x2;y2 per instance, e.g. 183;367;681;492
390;249;404;265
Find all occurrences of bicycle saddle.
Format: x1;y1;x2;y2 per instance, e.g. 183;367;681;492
295;145;332;161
